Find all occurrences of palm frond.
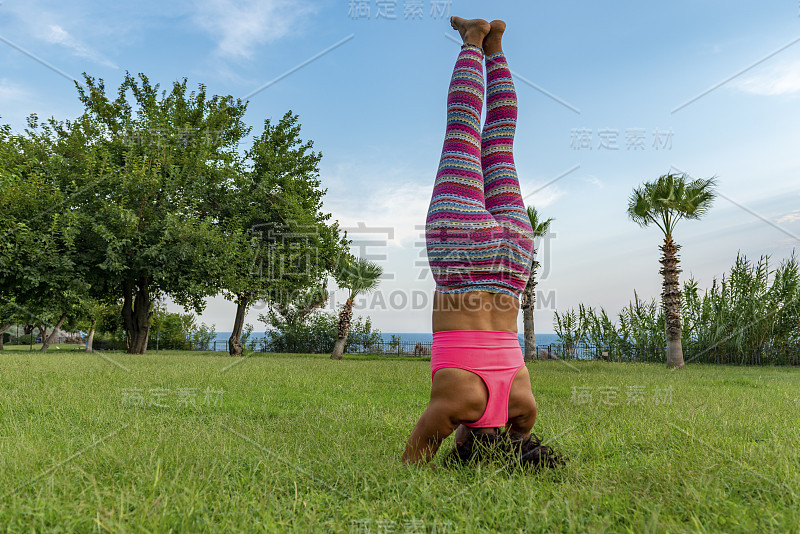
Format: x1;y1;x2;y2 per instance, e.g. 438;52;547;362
526;205;554;238
336;255;383;297
627;172;717;235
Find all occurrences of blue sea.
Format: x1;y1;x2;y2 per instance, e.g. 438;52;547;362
211;331;561;349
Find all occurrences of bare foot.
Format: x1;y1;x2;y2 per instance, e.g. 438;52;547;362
484;20;506;56
450;16;491;48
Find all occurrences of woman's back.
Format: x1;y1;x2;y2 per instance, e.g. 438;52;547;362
432;290;519;333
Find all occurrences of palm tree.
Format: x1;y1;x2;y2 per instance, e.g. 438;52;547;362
522;206;554;360
330;256;383;360
627;172;717;368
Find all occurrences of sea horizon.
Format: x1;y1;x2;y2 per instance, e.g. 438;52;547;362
210;331;562;347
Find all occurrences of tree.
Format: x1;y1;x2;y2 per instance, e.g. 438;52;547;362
263;307;381;355
627;172;717;368
84;300;127;350
330;257;383;360
215;111;347;355
73;298;118;353
55;73;248;354
0;122;91;352
149;303;216;350
0;299;22;351
265;285;329;333
521;206;554;360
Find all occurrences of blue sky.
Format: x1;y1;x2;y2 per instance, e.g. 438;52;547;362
2;0;799;334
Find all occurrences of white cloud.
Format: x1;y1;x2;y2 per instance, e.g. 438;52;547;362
0;79;27;103
327;180;431;247
323;162;568;249
776;211;800;224
192;0;316;59
733;60;800;96
521;181;566;209
2;2;120;68
0;79;36;129
39;24;119;69
582;175;603;188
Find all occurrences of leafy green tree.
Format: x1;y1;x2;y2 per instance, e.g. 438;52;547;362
264;308;381;354
260;286;330;353
265;285;329;332
85;301;128;350
71;299;120;352
521;206;554;360
0;297;29;350
265;309;336;354
216;111;347;355
149;303;214;350
52;73;249;353
389;334;402;353
330;257;383;360
189;323;217;351
0;123;91;352
627;172;717;368
0;306;16;349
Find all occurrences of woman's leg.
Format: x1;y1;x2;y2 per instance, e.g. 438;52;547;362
425;19;497;292
429;17;490;214
428;40;485;211
506;366;537;436
481;22;533;238
402;368;489;464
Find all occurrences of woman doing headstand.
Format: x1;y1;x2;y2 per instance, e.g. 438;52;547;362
402;17;559;467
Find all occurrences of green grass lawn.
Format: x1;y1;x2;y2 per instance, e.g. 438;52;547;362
1;348;798;533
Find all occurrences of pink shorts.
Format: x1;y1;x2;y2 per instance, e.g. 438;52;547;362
431;330;525;428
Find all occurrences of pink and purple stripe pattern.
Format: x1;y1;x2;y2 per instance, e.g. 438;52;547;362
426;44;534;298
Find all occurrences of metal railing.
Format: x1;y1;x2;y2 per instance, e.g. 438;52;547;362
537;342;800;366
85;336;800;365
205;339;433;357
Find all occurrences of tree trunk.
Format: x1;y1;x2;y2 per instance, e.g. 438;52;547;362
331;297;354;360
228;294;249;356
521;263;539;360
660;236;685;368
86;319;96;353
121;279;152;354
36;325;46;345
331;337;347;361
40;314;67;352
0;323;11;350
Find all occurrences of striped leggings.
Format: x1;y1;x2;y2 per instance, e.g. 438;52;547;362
426;44;534;298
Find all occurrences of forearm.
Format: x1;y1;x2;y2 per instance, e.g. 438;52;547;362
402;406;457;464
